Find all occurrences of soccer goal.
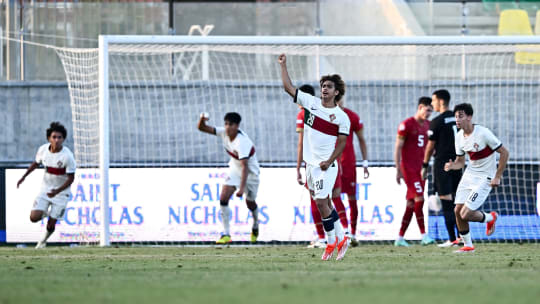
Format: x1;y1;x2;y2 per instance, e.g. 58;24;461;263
50;35;540;246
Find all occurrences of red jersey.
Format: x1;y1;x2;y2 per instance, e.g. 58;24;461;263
340;107;363;165
397;117;430;172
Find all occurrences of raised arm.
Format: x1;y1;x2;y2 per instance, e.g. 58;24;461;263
197;114;216;135
491;146;509;188
354;128;370;178
278;54;296;98
394;137;405;184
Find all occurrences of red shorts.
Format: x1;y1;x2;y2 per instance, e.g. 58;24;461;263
340;161;356;196
401;168;425;200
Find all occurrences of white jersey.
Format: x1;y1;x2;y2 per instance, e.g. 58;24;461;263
295;90;350;166
215;127;260;177
455;125;502;178
35;144;76;195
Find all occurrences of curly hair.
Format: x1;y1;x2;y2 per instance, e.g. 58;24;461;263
319;74;345;102
46;121;67;139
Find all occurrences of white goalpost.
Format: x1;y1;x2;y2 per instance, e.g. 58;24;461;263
53;35;540;246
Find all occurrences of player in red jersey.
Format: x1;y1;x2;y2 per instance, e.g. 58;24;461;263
394;97;435;246
336;98;369;247
295;85;349;248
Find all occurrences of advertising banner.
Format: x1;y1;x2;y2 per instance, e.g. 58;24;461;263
6;167;426;242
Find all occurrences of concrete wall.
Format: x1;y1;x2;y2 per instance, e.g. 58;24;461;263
1;81;538;165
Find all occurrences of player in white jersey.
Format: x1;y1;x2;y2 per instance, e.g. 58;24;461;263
278;54;351;261
197;112;261;244
16;122;76;249
444;103;509;253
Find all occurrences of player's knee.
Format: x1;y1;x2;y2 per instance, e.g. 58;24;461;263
454;206;462;218
29;212;42;223
47;224;55;233
246;200;257;211
460;208;472;221
406;200;415;208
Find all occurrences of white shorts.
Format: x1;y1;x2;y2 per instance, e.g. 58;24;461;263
306;161;338;200
32;192;70;220
455;173;493;210
224;170;260;201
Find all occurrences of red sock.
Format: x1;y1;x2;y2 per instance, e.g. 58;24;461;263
399;200;415;237
414;200;426;234
349;199;358;236
332;196;348;229
310;198;325;239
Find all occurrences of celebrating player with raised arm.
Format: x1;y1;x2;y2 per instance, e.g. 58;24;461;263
198;112;261;244
394;97;435;247
336;97;369;247
445;103;509;253
17;122;76;249
279;54;351;261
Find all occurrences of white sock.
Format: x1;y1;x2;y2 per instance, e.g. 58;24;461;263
326;229;336;245
461;232;473;247
397;236;404;241
220;206;231;236
421;233;427;238
333;218;345;242
41;230;53;243
483;212;494;223
251;208;259;229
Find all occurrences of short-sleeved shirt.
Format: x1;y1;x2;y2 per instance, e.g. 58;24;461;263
455;125;502;178
35;144;76;195
294;90;350;166
428;110;458;162
341;107;363;165
397;117;430;172
214;127;260;176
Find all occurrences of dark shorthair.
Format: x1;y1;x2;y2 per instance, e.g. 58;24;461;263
224;112;242;125
299;84;315;96
418;96;432;107
433;89;451;106
319;74;345;102
454;103;474;116
46;121;67;139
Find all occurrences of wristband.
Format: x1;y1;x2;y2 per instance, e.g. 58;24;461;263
362;160;368;168
422;162;429;169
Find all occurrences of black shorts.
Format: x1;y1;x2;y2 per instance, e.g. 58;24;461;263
433;160;463;196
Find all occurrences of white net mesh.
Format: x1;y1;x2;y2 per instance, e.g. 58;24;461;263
53;39;540;244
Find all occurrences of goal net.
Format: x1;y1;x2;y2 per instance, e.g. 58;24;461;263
50;36;539;245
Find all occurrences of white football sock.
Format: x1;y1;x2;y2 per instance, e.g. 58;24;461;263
397;236;404;241
460;232;473;247
483;212;494;223
220;206;231;236
326;229;336;245
333;218;345;242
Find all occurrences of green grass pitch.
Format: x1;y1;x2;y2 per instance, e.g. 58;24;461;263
0;244;539;304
